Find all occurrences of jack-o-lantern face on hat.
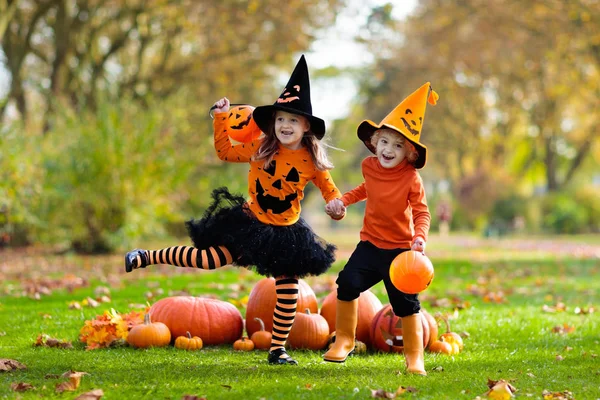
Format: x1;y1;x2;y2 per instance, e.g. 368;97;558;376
277;85;301;104
254;160;301;214
400;108;422;137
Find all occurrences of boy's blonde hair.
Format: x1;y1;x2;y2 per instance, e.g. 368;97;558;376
371;129;419;165
252;115;334;171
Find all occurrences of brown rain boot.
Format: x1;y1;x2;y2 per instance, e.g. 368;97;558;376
323;299;358;363
402;313;427;375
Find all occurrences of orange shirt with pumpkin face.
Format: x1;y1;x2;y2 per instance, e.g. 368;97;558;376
340;156;431;249
213;112;341;226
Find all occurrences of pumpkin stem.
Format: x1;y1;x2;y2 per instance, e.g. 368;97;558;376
143;313;151;325
434;312;451;333
186;331;192;339
305;308;311;315
254;317;266;332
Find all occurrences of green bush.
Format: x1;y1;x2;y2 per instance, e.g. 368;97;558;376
0;124;43;246
540;193;588;234
37;100;194;252
573;186;600;233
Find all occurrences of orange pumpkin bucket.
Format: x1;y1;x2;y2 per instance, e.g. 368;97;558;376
389;251;434;294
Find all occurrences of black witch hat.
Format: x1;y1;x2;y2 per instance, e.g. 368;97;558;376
253;55;326;139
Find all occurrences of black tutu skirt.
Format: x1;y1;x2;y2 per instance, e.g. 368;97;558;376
185;187;336;278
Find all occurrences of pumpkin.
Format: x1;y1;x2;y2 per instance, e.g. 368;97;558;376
149;296;243;345
389;251;434;294
422;309;438;349
354;340;367;354
319;289;383;347
174;331;203;351
245;278;318;337
428;338;453;354
250;317;272;350
437;314;463;352
369;305;430;353
225;105;261;143
287;309;330;350
233;337;255;351
126;313;171;349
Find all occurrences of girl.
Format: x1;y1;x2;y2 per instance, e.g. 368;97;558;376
124;55;341;365
323;82;438;375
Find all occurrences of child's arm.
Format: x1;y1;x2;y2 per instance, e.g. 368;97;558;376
212;97;258;162
408;174;431;253
340;182;367;206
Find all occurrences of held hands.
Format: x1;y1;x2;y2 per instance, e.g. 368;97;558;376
411;236;426;254
325;198;346;220
213;97;230;113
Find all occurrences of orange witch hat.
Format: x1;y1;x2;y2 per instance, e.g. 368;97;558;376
357;82;439;169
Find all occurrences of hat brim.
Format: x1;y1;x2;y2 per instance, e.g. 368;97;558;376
253;105;326;140
357;120;427;169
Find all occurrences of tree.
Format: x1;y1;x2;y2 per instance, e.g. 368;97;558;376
0;0;346;130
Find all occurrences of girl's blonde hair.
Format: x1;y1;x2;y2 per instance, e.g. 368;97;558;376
252;115;334;171
371;129;419;165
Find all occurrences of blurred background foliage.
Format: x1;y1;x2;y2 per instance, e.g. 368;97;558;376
1;0;599;252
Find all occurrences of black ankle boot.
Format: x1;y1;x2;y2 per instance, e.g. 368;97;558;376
125;249;148;273
268;348;298;365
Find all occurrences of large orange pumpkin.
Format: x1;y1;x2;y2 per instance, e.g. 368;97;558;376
149;296;243;345
245;278;318;337
225;105;261;143
287;309;330;350
369;304;431;353
319;289;383;347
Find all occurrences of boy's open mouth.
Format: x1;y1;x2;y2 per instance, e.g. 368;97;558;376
382;154;395;161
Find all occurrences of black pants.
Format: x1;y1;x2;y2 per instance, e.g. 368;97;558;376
336;240;420;317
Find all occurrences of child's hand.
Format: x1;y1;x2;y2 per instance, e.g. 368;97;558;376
325;199;346;220
412;237;426;253
213;97;230;113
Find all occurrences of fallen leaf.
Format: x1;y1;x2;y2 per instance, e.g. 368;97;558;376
220;384;232;390
34;334;73;349
541;389;575;399
485;379;517;399
56;370;88;393
555;355;564;361
75;389;104;400
0;359;27;371
370;388;396;398
181;396;207;400
10;382;34;392
551;324;575;335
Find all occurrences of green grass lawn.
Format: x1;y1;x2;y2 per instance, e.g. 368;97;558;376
1;237;599;399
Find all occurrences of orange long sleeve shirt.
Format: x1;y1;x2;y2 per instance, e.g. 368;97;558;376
340;157;431;249
213;112;341;226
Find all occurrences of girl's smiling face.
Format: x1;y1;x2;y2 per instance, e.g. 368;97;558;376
274;110;310;150
375;129;408;169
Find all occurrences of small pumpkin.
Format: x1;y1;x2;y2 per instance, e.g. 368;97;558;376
428;337;453;354
287;309;330;350
354;340;367;354
437;313;463;353
245;278;318;337
250;317;272;350
174;331;203;351
127;313;171;349
233;337;255;351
